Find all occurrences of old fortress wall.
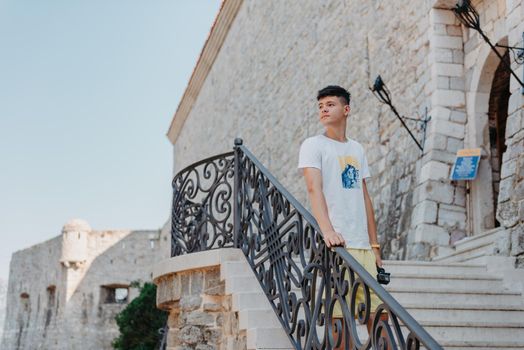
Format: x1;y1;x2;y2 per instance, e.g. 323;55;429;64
1;219;171;350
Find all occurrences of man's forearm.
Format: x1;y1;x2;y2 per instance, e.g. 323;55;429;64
363;184;379;245
308;189;335;234
303;168;345;248
365;196;378;244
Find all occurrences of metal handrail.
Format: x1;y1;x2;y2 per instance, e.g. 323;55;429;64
171;139;442;350
237;141;440;349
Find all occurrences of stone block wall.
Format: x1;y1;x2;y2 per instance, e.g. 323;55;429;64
172;0;433;260
409;6;469;258
156;267;245;350
170;0;524;262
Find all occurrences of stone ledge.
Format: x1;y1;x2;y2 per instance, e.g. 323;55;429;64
153;249;248;349
431;0;457;10
153;248;245;283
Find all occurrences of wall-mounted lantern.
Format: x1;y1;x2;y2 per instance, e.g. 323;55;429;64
454;0;524;93
371;75;431;152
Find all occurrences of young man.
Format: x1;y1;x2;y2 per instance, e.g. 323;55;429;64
298;85;384;346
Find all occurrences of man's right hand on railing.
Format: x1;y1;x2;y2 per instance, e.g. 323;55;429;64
323;230;346;248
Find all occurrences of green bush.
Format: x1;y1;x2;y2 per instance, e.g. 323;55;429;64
112;282;168;350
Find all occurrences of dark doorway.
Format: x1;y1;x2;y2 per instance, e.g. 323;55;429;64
487;51;510;227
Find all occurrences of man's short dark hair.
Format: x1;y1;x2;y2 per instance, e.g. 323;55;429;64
317;85;351;106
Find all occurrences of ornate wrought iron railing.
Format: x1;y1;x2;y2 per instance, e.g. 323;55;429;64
171;139;442;350
171;151;235;256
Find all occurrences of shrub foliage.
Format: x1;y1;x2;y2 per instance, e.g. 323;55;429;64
112;282;168;350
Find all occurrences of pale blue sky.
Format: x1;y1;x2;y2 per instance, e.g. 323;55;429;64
0;0;221;280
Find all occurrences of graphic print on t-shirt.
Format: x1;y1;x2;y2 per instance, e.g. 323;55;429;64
338;156;360;189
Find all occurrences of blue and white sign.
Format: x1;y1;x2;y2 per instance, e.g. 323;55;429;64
450;148;481;181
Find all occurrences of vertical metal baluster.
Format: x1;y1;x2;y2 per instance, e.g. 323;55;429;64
233;138;243;248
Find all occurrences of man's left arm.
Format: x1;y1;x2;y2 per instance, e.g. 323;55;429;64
363;179;382;267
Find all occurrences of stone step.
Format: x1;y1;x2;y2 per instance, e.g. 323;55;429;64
400;322;524;343
384;260;487;276
462;256;518;272
432;243;491;263
238;309;281;330
283;268;498;291
288;258;489;279
388;274;509;292
388;270;495;281
221;260;253;280
232;291;272;311
387;340;523;350
225;276;262;294
452;227;505;251
387;288;523;307
246;327;293;349
405;305;524;324
435;340;524;349
430;230;510;263
401;302;524;311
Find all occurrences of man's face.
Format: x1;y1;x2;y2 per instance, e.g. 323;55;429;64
317;96;349;127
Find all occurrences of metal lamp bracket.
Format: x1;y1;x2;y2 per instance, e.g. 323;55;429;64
495;32;524;94
371;75;431;152
454;1;524;94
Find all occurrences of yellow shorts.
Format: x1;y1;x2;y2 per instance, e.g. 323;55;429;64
332;248;382;318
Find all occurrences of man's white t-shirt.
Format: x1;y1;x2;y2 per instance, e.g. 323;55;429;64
298;134;371;249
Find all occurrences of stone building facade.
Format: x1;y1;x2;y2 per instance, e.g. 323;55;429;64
167;0;524;265
1;219;171;350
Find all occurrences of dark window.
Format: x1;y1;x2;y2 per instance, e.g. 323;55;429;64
100;285;129;304
20;292;30;312
46;285;56;307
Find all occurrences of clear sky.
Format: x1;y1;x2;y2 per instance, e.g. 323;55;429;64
0;0;221;281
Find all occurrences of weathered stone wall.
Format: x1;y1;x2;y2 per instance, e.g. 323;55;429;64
2;236;63;350
173;0;432;260
1;221;165;350
156;266;245;350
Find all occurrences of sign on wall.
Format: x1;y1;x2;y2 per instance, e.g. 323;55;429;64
450;148;481;181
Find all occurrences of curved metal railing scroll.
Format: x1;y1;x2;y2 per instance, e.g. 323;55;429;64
171;139;442;350
171;152;235;256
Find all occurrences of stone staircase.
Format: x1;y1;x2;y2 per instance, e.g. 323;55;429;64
385;260;524;349
221;257;524;350
433;227;511;264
